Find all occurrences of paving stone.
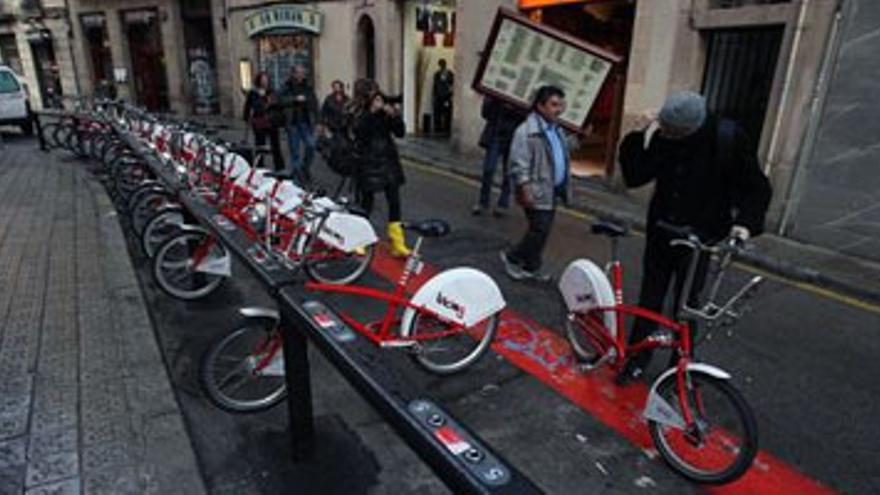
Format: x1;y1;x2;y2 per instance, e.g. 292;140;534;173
82;442;134;473
24;477;81;495
124;375;179;421
27;429;77;460
81;418;132;447
0;436;26;468
0;411;29;440
30;402;77;434
0;466;25;494
82;465;141;495
25;451;78;488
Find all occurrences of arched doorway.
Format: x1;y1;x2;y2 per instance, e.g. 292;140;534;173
357;15;376;80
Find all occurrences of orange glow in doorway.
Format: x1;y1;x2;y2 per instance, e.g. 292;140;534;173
519;0;591;8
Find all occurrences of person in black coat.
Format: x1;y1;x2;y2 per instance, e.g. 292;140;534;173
354;91;410;257
472;95;526;217
242;72;284;171
616;91;772;385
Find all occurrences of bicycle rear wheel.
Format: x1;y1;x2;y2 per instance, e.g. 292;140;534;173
407;312;498;375
201;320;287;413
564;305;613;366
152;230;226;300
648;371;758;484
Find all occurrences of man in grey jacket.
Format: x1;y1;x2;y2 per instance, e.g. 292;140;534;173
501;85;571;281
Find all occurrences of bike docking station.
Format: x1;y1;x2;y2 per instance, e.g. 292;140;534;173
107;119;542;494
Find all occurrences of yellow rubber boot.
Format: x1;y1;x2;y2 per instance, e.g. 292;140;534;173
387;221;411;258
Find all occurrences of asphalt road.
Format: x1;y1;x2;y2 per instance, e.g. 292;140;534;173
98;145;880;493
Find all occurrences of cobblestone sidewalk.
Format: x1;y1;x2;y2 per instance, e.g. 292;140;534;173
0;138;205;494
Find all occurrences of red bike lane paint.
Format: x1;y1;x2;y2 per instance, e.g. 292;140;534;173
369;245;836;494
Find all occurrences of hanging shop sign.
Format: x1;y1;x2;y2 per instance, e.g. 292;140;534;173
244;5;323;38
473;8;622;132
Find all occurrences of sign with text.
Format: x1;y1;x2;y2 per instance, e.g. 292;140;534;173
244;5;323;38
473;8;622;132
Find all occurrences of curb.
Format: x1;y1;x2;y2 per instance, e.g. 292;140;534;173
398;147;880;307
83;171;208;494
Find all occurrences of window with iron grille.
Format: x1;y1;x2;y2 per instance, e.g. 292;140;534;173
701;26;784;151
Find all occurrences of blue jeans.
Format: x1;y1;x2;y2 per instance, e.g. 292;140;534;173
478;136;512;209
286;121;316;182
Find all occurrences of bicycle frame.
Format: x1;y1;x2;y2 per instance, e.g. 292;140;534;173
303;240;468;347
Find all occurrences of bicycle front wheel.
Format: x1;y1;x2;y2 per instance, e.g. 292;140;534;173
298;233;374;285
131;191;175;235
141;207;186;258
648;371;758;484
152;231;226;300
408;312;498;375
201;321;287;413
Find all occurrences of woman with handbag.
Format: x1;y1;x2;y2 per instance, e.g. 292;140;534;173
353;91;411;257
243;72;285;171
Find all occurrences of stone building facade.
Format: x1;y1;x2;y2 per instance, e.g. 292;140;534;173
2;0;875;260
0;0;80;110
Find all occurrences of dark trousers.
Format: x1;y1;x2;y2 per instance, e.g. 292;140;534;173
628;236;710;369
253;126;285;172
433;100;452;134
360;184;402;223
508;208;555;272
477;137;512;209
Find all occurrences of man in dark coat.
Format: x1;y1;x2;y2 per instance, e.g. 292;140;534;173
320;80;349;136
432;59;454;135
616;91;772;385
280;65;319;184
472;95;526;217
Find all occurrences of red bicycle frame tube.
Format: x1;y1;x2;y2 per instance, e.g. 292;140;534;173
303;281;466;346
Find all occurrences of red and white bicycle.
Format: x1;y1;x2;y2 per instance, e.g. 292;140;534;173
200;219;506;412
558;220;762;484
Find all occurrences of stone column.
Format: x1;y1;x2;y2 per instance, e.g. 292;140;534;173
211;0;234;116
105;8;133;102
67;1;95;97
159;0;188;114
44;17;80;99
14;23;41;109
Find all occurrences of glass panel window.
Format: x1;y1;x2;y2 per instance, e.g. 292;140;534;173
0;70;20;93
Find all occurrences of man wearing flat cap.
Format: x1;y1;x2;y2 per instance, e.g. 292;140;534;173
615;91;772;385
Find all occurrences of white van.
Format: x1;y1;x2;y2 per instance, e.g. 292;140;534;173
0;65;33;135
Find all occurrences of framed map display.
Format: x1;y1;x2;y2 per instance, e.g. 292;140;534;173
473;8;623;132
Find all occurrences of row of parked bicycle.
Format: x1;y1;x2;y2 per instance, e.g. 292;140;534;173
42;100;761;484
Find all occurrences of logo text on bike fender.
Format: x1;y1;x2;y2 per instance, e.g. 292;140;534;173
575;292;594;304
436;292;466;320
320;224;346;245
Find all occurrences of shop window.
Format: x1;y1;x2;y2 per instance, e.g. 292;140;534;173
258;34;313;92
